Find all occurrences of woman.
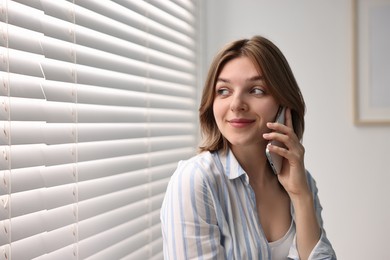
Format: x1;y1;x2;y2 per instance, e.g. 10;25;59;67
160;36;336;259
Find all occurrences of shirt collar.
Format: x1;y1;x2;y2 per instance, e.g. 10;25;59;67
217;148;247;180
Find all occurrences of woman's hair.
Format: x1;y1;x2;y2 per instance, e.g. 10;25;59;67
198;35;306;153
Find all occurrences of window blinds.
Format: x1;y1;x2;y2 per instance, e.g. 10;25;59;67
0;0;199;259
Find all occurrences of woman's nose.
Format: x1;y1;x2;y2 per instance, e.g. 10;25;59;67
230;94;248;112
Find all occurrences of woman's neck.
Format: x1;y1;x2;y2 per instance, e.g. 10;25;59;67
230;144;275;185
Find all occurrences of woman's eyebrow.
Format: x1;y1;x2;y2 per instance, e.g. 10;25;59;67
216;78;230;83
246;76;264;82
217;76;264;83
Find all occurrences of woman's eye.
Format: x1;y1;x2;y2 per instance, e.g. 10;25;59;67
250;87;265;95
216;88;230;96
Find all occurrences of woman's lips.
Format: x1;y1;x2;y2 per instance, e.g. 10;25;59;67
228;118;255;128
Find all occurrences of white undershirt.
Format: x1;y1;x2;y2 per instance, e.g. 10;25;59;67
269;221;295;260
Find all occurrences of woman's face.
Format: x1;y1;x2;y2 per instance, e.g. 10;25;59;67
213;56;279;148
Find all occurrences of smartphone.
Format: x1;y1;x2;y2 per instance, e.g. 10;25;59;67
265;106;286;175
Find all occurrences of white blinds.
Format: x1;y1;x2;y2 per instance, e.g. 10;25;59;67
0;0;199;259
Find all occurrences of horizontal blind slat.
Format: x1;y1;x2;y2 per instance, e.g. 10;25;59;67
6;122;75;145
1;48;44;77
2;99;193;123
148;0;195;24
78;123;196;142
8;143;75;169
78;105;195;123
75;0;194;48
172;0;196;13
9;165;75;193
6;1;44;34
11;205;75;242
79;203;163;243
78;177;168;207
111;0;195;35
77;154;148;182
77;136;195;162
11;225;75;260
75;44;195;77
78;209;162;259
41;59;75;82
13;0;43;11
11;184;76;217
36;64;194;97
77;85;196;109
36;246;76;260
73;4;194;60
82;214;162;260
124;236;163;260
40;0;75;22
74;26;194;72
8;1;77;43
5;162;176;194
5;97;75;122
1;72;47;100
2;23;44;55
73;56;195;86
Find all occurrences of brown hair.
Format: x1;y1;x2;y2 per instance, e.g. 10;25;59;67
198;35;306;153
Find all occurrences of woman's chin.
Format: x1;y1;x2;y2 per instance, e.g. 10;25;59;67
228;139;264;148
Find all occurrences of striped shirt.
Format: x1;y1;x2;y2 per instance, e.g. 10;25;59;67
160;148;336;259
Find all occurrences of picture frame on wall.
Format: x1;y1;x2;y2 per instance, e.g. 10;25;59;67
352;0;390;125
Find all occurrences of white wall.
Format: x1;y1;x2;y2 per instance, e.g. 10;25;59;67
203;1;390;259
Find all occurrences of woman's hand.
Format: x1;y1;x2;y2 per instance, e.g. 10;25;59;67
263;108;321;259
262;107;310;199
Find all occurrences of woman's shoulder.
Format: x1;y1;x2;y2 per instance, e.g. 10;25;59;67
176;151;218;170
171;151;223;185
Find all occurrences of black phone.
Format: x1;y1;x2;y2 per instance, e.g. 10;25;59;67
265;106;286;175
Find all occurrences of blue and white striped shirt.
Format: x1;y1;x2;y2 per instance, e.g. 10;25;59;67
161;148;336;259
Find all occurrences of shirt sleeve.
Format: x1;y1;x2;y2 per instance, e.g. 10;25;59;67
160;160;226;260
287;172;337;260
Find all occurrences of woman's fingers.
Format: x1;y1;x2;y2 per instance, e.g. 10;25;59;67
263;108;303;160
264;124;297;148
285;107;294;128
